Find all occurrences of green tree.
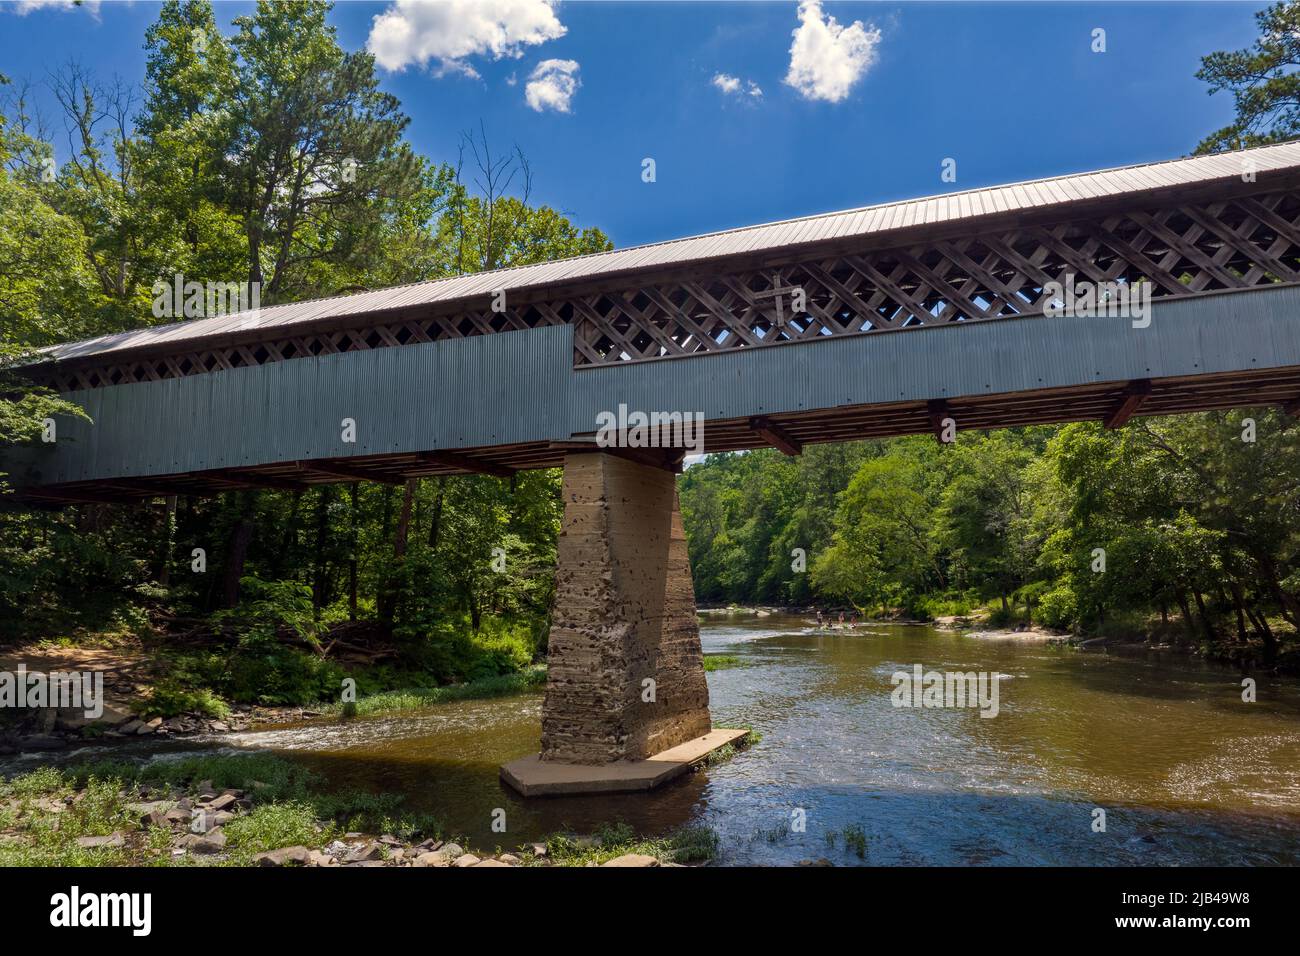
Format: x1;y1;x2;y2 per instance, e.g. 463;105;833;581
138;0;245;287
1196;1;1300;153
932;432;1043;615
221;0;423;299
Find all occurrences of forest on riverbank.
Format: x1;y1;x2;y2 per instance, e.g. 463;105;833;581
2;0;1300;729
679;415;1300;668
0;1;598;712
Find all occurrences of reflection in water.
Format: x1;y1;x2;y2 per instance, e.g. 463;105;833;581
9;615;1300;864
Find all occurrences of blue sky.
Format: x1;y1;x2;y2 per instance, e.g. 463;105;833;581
0;1;1262;249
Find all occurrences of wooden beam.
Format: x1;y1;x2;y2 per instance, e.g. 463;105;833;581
748;416;802;456
414;450;513;478
1282;396;1300;417
209;469;312;491
102;479;188;498
1103;380;1153;429
16;487;133;505
294;460;402;485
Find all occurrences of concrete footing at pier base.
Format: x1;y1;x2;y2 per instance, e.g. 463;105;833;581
501;727;748;797
501;450;742;796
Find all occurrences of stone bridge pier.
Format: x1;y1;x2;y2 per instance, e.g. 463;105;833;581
501;451;746;796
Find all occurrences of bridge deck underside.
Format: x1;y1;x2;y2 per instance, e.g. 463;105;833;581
19;362;1300;505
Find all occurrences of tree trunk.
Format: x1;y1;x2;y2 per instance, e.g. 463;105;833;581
379;480;416;626
157;495;177;587
272;489;304;579
428;476;445;549
1228;581;1249;645
1192;590;1217;643
348;482;359;623
393;479;416;560
1245;606;1278;663
1175;591;1196;642
469;589;481;631
221;492;257;608
312;486;335;614
1257;552;1300;629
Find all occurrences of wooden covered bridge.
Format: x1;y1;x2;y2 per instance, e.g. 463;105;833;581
7;143;1300;789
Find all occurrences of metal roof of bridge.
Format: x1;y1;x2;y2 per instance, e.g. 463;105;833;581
41;141;1300;364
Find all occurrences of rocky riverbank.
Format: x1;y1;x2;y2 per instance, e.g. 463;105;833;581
0;755;719;868
0;643;546;755
0;704;323;755
962;627;1069;644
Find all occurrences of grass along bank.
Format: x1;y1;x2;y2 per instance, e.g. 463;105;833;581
528;821;719;867
324;665;546;719
0;754;719;868
703;727;761;767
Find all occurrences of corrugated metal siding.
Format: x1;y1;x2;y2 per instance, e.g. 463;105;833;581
8;285;1300;486
42;142;1300;364
18;325;574;485
565;285;1300;433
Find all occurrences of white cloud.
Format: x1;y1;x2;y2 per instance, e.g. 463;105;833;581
525;58;579;113
11;0;100;15
367;0;566;75
784;0;881;103
712;72;762;100
712;73;741;95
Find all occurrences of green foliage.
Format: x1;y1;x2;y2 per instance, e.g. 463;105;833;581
221;0;426;299
0;755;440;866
1;765;64;797
540;824;720;867
682;413;1300;665
171;645;342;709
308;790;440;842
143;682;230;720
0;770;135;867
701;726;760;767
324;665;545;718
841;823;868;860
222;803;326;866
682;443;876;605
913;591;981;620
0;2;579;672
1035;585;1078;631
173;576;344;706
161;758;303;801
1196;2;1300;153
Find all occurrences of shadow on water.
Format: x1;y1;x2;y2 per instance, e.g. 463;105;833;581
7;613;1300;863
702;786;1300;866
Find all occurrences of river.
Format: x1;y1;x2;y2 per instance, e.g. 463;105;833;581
9;613;1300;865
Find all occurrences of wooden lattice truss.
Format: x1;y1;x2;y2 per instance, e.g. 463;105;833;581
37;187;1300;393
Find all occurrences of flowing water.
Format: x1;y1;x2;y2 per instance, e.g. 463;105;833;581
10;613;1300;865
